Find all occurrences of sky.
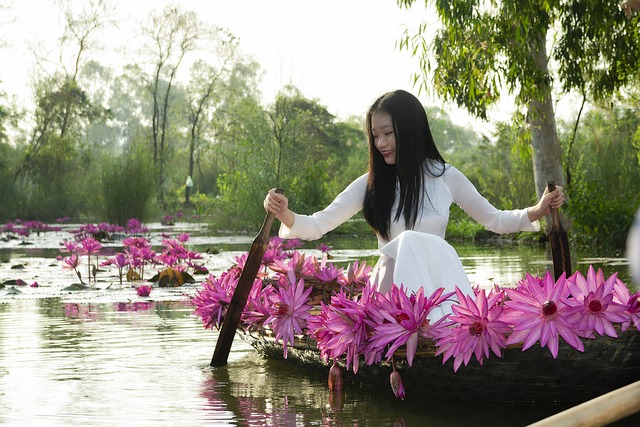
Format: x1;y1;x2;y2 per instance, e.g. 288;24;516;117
0;0;502;131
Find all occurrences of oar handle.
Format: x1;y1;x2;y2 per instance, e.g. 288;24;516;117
546;181;561;229
256;188;284;243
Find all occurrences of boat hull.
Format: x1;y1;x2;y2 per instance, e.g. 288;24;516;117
241;329;640;403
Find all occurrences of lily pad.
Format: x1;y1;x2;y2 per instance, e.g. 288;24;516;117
5;286;22;295
149;268;195;287
62;283;92;291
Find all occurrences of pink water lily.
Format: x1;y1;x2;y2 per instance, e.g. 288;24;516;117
264;270;314;358
612;278;640;332
367;285;453;366
61;240;79;253
123;236;151;249
314;261;345;285
318;243;332;253
564;266;628;338
342;260;372;289
503;272;583;358
101;253;129;285
307;287;372;373
269;251;316;280
192;272;239;330
282;238;304;251
242;281;276;329
436;287;511;372
80;236;103;282
136;285;152;297
63;253;81;270
262;238;287;265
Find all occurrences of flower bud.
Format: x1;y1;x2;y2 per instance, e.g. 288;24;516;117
328;360;343;391
390;370;405;400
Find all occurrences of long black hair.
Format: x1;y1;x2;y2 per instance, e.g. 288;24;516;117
362;90;446;241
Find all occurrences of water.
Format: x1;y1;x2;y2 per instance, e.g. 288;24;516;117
0;224;638;426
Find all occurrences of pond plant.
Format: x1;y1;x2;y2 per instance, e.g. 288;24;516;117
51;220;207;292
192;237;640;399
1;219;62;239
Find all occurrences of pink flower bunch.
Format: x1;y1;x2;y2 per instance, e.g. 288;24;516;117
194;252;640;384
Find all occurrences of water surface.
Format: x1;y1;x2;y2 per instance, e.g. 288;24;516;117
0;224;638;426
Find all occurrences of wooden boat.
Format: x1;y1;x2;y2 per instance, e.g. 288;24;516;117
194;230;640;404
239;325;640;404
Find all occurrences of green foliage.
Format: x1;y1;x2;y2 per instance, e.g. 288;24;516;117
445;205;486;241
460;123;535;210
101;147;156;226
0;144;20;220
565;107;640;248
399;0;640;117
208;171;271;231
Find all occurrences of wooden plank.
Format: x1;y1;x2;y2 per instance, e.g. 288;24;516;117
527;380;640;427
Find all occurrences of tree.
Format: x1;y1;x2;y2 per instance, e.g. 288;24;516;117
397;0;640;198
184;30;238;205
14;0;114;180
140;5;204;207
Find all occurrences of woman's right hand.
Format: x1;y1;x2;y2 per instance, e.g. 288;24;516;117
264;188;288;214
264;188;295;228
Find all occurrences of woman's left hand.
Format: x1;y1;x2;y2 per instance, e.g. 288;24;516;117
527;185;565;222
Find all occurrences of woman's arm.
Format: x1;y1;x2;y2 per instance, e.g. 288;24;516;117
263;173;369;241
445;166;563;234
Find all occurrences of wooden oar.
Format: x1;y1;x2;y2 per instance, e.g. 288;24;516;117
211;189;283;367
547;181;571;280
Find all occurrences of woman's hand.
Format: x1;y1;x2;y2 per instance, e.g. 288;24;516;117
264;188;295;228
527;185;565;222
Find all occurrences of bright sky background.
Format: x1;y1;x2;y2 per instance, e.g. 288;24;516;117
0;0;506;131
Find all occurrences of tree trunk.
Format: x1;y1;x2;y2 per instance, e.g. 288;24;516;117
527;31;564;199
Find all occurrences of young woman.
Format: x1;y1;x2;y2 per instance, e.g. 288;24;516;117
264;89;564;317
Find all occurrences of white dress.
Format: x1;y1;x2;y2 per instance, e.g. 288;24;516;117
278;163;540;318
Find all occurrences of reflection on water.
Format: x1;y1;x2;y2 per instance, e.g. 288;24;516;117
1;298;638;426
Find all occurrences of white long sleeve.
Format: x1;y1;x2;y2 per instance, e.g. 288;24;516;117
443;166;540;235
279;173;368;241
279;164;539;243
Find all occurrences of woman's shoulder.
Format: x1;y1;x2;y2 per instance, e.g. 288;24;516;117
343;172;368;191
425;160;459;177
442;163;463;177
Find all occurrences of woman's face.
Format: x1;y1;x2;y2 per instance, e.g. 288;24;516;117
371;111;396;165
